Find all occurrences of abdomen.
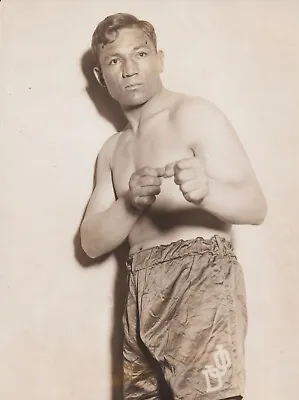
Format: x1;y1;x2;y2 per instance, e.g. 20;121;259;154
128;189;232;254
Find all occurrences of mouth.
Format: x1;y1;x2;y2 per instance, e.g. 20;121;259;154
124;83;143;90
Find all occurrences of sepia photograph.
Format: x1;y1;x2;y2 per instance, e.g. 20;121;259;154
1;1;298;399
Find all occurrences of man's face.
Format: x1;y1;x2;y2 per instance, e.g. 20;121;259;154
97;27;164;108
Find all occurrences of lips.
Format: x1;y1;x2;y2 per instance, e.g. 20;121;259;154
125;83;142;90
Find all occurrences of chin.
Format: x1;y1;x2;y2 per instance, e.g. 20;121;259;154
122;95;149;109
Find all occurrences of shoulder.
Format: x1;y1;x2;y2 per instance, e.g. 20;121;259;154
97;125;134;169
171;94;236;145
174;95;229;127
97;131;122;169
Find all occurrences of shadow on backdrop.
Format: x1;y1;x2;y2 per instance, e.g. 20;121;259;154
73;49;128;400
81;49;127;132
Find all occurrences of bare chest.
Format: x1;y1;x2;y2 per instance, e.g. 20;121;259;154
111;117;193;197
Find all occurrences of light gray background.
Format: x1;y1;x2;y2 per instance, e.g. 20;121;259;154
1;0;298;399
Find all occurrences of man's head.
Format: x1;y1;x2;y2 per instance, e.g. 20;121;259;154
91;13;164;109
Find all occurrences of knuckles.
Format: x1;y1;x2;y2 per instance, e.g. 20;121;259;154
134;195;156;209
141;166;157;176
180;182;189;194
128;160;208;208
140;186;160;196
183;187;209;203
184;191;200;203
142;196;155;205
141;176;161;186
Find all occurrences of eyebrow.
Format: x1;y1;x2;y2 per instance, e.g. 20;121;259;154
103;43;151;62
103;53;121;62
133;42;151;51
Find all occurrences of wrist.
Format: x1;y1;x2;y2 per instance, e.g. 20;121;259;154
123;192;143;216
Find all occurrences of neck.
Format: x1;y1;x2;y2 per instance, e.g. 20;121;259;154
121;86;169;133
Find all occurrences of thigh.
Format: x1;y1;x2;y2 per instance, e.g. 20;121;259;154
123;272;160;400
158;251;247;400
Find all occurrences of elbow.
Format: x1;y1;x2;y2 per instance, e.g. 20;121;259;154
251;211;266;225
80;232;98;259
81;244;100;259
255;200;268;225
249;193;268;225
229;189;268;226
80;221;105;259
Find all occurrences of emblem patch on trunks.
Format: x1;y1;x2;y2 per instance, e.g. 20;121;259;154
202;344;232;393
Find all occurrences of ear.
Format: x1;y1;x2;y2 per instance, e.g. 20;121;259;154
157;50;164;73
93;66;106;87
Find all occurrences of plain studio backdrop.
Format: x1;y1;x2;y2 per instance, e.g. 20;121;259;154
1;0;298;399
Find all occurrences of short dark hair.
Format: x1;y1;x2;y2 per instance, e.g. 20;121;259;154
91;13;157;65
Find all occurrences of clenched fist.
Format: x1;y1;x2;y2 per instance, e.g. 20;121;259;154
160;157;209;204
127;166;163;211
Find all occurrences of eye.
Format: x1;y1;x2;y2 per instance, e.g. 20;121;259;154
109;58;119;65
138;51;148;57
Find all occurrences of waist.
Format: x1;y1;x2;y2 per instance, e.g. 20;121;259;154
126;234;235;273
129;225;231;255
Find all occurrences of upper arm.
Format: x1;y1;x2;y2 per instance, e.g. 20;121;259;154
83;134;118;219
182;99;258;187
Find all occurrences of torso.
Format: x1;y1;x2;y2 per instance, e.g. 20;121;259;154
110;91;231;253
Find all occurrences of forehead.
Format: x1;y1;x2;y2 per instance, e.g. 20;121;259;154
99;27;153;58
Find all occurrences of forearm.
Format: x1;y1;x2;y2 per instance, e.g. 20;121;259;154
199;179;267;225
80;195;141;258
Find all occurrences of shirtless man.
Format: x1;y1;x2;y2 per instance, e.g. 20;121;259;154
80;13;267;400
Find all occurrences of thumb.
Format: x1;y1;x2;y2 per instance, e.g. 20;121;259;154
163;162;176;177
156;167;166;177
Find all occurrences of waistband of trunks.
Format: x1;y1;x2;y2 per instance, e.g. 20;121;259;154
126;234;235;272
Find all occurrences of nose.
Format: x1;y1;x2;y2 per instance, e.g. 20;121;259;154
122;58;138;78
